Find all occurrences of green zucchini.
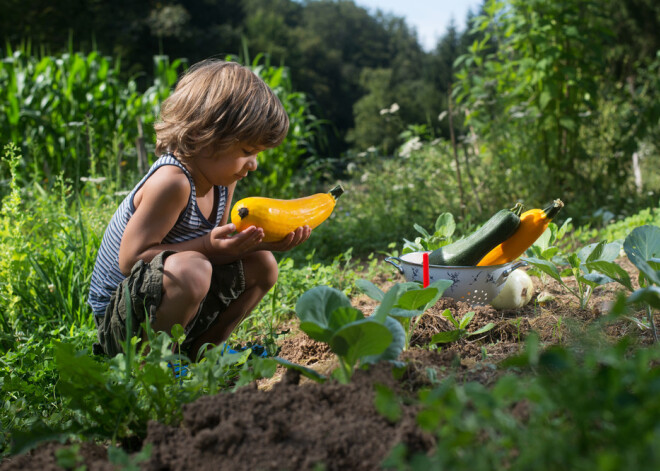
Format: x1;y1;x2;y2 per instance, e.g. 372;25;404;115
428;204;523;266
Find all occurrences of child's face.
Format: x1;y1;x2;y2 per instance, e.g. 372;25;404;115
193;142;262;187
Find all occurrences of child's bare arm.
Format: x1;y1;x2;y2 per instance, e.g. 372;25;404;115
118;168;263;275
118;167;191;274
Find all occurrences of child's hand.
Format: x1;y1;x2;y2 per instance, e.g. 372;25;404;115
258;225;312;252
206;223;264;256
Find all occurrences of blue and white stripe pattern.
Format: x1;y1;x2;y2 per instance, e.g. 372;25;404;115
88;153;228;316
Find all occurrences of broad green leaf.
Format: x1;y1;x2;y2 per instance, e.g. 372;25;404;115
362;316;406;364
624;225;660;285
556;218;573;239
531;227;552;252
580;240;621;264
431;329;463;344
298;321;334;343
559;116;575;131
413;223;431;239
584;261;633;291
539;89;552;109
579;241;606;263
372;283;413;323
355;278;384;302
567;253;581;269
582;272;615;287
390;307;423;319
522;257;563;283
422;279;453;310
434;213;456;238
329;306;364;331
578;274;601;289
627;287;660;309
330;320;393;367
171;323;186;345
396;287;438;310
295;286;352;335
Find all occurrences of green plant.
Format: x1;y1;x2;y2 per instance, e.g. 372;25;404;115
0;47;179;189
524;239;624;309
385;335;660;470
356;279;452;350
430;310;496;344
602;225;660;341
402;212;456;254
294;285;412;382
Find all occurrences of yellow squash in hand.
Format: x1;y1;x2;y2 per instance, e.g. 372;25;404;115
230;185;344;242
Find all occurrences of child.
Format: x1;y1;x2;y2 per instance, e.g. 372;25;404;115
88;59;311;360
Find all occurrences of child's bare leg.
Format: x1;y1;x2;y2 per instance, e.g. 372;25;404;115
190;250;278;355
151;251;213;335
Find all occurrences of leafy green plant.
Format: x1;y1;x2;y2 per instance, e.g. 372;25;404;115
402;212;456;254
356;279;452;350
430;310;496;344
385;335;660;470
294;285;409;382
0;47;179;188
604;225;660;341
523;239;623;309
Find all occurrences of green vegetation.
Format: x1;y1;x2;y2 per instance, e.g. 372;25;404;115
1;0;660;465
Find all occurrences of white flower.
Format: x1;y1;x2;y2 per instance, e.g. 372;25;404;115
367;146;377;153
398;136;422;158
360;172;369;183
389;103;400;113
380;108;389;115
346;162;357;173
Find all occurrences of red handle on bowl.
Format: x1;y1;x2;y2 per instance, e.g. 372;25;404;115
423;252;430;288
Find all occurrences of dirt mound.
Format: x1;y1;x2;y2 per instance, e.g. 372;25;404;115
143;365;432;471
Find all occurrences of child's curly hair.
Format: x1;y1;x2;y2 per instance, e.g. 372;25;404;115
155;60;289;160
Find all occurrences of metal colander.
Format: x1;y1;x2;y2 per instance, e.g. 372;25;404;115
385;251;527;305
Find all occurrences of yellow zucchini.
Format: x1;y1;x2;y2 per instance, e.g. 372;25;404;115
230;185;344;242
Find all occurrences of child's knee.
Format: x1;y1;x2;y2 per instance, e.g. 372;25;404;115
248;251;279;290
163;252;212;301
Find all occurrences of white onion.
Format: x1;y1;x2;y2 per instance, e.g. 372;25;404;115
490;269;534;309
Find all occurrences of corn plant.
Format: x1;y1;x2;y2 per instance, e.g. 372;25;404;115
0;45;179;188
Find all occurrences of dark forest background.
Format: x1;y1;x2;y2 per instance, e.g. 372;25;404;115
3;0;656;157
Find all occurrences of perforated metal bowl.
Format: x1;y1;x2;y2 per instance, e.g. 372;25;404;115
385;251;527;305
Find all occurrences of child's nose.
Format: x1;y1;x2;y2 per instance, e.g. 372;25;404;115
246;155;258;171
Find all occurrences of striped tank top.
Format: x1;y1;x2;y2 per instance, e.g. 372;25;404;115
87;153;228;316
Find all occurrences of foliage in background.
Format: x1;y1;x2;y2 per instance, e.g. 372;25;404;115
453;0;660;224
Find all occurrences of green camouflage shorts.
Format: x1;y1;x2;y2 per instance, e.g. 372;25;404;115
94;250;245;359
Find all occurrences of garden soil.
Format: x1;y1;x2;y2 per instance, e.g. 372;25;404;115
2;258;657;471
